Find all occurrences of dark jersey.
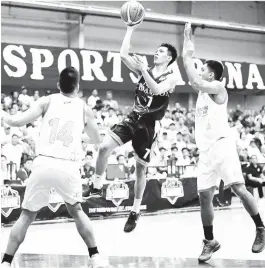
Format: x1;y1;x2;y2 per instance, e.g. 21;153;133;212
132;67;173;121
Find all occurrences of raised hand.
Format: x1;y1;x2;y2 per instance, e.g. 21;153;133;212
131;54;148;72
183;22;195;57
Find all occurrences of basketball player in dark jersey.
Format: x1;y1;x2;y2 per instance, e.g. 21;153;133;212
83;22;179;232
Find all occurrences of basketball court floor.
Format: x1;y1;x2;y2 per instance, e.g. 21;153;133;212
1;204;265;267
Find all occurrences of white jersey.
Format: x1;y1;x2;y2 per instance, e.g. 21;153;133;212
195;91;230;152
37;93;84;162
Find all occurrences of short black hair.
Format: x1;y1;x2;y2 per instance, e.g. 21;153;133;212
160;43;178;66
59;67;79;94
205;60;224;81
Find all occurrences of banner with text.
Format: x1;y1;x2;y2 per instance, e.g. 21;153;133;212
1;43;265;94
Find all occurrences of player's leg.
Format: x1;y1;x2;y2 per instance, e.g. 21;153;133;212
1;209;38;267
231;184;265;253
64;202;108;268
124;161;147;233
197;152;221;263
57;167;109;268
124;120;156;233
83;117;134;198
1;158;50;267
218;138;265;253
198;187;221;262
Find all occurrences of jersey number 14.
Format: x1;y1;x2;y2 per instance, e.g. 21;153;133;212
49;118;74;147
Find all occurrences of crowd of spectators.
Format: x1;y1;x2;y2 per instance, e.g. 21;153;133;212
1;86;265;187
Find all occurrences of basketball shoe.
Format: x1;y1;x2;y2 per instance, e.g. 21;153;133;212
198;239;221;262
0;262;11;267
124;211;140;233
90;254;110;268
252;227;265;253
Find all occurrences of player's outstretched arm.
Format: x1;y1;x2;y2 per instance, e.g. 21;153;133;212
120;24;142;76
83;105;101;145
1;96;49;127
182;23;224;95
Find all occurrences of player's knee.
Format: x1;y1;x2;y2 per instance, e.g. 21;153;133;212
199;191;212;204
21;209;37;225
66;202;82;219
136;161;146;177
98;143;112;157
231;184;247;197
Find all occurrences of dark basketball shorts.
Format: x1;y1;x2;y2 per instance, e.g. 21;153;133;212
109;111;160;166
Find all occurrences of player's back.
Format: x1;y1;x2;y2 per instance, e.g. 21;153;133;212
37;93;84;162
195;91;230;152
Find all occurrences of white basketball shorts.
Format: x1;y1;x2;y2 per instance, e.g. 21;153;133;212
197;137;245;192
22;155;83;211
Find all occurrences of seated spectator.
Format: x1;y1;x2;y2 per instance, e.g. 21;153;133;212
32;90;40;102
177;148;191;166
167;123;177;142
18;86;32;107
87;89;100;108
160;110;173;129
175;132;186;151
81;152;95;181
104;108;119;128
103;91;119;111
152;147;168;173
247;140;265;163
16;158;33;185
117;113;124;122
158;132;171;151
244;155;265;198
176;117;189;134
2;134;25;171
169;146;179;162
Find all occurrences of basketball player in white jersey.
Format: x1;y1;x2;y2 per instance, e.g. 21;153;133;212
1;67;109;268
183;23;265;262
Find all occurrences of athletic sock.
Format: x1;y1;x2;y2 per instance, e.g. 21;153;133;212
2;253;13;264
203;225;214;241
93;174;103;189
251;213;265;228
88;247;99;258
132;199;142;213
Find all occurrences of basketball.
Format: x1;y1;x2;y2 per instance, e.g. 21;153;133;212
120;1;145;26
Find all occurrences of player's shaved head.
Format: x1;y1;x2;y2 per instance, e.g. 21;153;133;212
205;60;224;81
59;67;80;94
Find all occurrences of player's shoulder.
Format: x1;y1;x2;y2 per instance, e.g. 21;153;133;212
211;80;226;91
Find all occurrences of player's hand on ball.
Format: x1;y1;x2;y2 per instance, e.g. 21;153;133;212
183;22;195;57
132;54;148;72
127;20;143;31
